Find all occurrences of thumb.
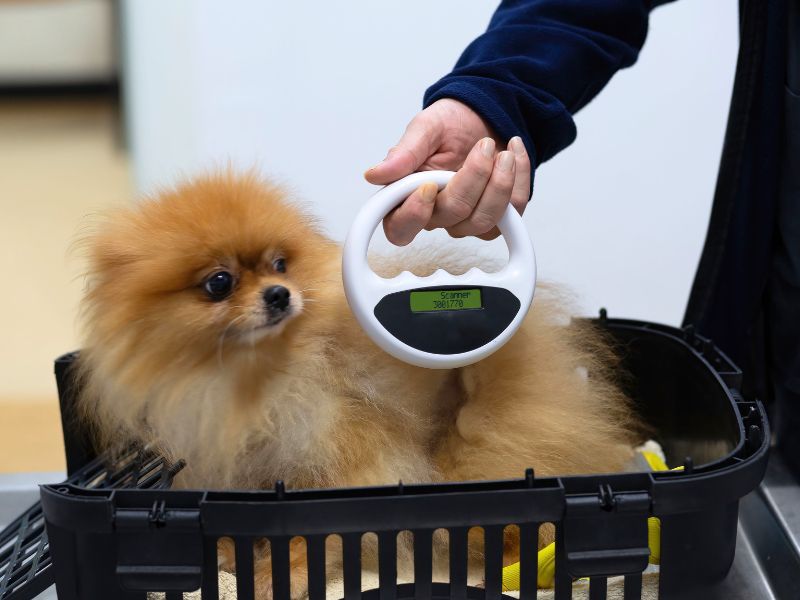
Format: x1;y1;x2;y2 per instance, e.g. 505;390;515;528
364;115;440;185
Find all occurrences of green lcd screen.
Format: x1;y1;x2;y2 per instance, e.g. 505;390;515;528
410;289;482;313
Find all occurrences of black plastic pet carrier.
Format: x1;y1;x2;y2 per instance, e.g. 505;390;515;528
0;448;182;600
0;316;769;600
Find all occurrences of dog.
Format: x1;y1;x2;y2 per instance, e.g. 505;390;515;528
76;171;640;598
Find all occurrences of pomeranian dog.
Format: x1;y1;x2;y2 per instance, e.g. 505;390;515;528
76;171;639;597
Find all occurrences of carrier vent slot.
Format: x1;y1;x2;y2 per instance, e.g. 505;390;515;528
377;531;397;600
413;529;433;599
483;525;504;600
306;535;327;600
234;537;255;600
271;536;291;600
518;522;539;600
589;575;608;599
623;572;642;599
342;533;362;600
201;537;219;600
448;527;468;600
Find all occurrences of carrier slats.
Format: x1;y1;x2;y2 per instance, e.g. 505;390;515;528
234;537;255;600
589;576;607;600
447;527;468;600
413;529;433;600
554;572;572;600
200;537;219;600
201;537;219;600
623;573;642;600
554;526;571;600
271;537;291;600
306;535;327;600
342;533;362;600
0;512;27;599
518;523;538;600
378;531;397;600
483;526;504;600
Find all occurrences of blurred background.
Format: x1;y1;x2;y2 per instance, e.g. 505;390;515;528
0;0;736;472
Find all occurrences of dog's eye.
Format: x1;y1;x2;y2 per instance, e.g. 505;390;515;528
273;258;286;273
204;271;234;300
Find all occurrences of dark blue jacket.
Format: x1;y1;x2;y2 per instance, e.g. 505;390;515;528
424;0;787;377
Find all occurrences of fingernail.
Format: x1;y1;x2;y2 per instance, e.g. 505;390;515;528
509;136;526;155
420;182;438;203
498;151;514;172
481;137;495;158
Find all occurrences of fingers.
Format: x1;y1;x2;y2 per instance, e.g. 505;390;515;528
378;134;531;245
508;136;532;214
446;149;516;238
475;136;530;241
426;138;496;229
382;182;438;246
365;113;441;185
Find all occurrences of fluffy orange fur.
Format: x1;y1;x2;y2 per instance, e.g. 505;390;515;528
76;172;639;598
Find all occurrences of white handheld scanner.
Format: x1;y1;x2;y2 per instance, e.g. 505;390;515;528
343;170;536;369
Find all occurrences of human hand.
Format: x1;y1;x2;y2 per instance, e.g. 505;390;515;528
365;98;531;245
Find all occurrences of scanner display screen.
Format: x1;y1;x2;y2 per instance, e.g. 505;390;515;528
409;289;482;312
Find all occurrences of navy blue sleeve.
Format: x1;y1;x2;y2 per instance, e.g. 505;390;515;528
424;0;671;172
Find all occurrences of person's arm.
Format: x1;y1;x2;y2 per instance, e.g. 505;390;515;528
425;0;668;168
368;0;669;244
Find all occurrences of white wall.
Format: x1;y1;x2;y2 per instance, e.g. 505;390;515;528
122;0;737;326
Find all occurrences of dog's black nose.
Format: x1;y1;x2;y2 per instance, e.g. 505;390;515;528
263;285;290;311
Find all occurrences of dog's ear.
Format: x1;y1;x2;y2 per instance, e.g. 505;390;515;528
89;233;143;272
73;209;145;277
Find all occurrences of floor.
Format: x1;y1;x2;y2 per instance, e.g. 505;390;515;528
0;97;131;472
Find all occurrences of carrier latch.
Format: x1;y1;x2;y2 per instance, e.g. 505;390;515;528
561;487;651;579
114;503;203;591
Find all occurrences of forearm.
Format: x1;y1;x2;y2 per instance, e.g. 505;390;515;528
424;0;670;167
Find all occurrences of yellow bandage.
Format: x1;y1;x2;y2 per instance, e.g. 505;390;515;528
648;516;661;565
501;561;520;592
640;450;669;472
500;538;556;591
